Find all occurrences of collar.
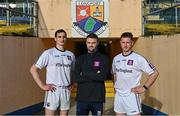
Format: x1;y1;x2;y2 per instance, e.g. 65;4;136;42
122;51;133;57
55;47;65;52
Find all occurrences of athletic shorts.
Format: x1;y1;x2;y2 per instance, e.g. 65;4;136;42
114;92;142;115
76;101;103;116
44;86;71;111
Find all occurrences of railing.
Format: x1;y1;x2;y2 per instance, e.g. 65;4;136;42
142;0;180;35
0;1;38;36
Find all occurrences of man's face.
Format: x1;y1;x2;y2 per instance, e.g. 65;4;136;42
54;32;66;46
120;37;134;52
86;37;99;53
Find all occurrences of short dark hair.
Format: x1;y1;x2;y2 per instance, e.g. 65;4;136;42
87;33;99;40
120;32;133;39
55;29;67;37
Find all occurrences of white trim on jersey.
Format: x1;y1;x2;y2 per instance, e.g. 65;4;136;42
35;47;75;86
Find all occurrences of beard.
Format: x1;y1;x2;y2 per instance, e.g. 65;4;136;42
87;47;97;53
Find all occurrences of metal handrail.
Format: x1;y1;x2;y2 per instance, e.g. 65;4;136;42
0;3;37;18
143;3;180;17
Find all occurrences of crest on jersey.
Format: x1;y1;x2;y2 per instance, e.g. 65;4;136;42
67;55;72;61
94;60;100;67
127;60;134;65
72;0;109;37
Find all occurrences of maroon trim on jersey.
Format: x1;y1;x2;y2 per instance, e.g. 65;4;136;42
55;47;66;52
122;51;133;57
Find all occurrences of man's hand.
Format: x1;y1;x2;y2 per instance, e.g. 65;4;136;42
131;85;146;94
42;84;56;92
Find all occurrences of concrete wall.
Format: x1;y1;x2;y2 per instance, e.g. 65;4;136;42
0;36;51;114
0;36;43;114
134;35;180;115
0;34;180;114
37;0;142;38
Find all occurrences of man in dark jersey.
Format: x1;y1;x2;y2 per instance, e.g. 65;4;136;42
74;33;109;116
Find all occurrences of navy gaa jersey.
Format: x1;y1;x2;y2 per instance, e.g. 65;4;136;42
112;51;156;96
35;47;75;86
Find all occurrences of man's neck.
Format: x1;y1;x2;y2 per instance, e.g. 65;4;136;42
122;50;133;56
56;45;64;51
88;50;97;53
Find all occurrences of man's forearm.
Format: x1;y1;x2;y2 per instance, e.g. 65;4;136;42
144;70;159;88
30;65;44;89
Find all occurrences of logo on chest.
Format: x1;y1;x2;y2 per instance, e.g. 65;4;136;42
127;60;134;65
67;55;72;61
93;60;101;68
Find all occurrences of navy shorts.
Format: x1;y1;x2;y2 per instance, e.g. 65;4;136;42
76;101;103;116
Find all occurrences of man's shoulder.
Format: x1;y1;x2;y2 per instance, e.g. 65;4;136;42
40;47;54;55
131;52;145;59
113;53;122;60
45;47;55;52
65;50;75;56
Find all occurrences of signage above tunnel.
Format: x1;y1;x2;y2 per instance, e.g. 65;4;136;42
71;0;109;37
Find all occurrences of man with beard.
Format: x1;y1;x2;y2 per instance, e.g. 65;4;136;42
74;33;109;116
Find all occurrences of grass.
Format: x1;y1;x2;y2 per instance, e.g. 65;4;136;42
0;23;34;36
0;20;6;26
145;24;180;35
1;20;180;36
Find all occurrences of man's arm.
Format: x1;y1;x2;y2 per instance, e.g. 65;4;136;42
74;57;92;83
83;56;109;82
112;74;117;84
30;64;56;91
112;74;117;93
131;70;159;94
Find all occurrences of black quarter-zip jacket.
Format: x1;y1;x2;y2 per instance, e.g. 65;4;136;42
74;51;109;102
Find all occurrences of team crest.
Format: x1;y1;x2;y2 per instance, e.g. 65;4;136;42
67;55;72;61
72;0;109;37
127;60;134;65
94;61;100;67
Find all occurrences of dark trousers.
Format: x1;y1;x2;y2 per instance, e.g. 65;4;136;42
76;101;103;116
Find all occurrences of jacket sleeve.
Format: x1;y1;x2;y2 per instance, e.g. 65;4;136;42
83;56;109;82
74;56;93;83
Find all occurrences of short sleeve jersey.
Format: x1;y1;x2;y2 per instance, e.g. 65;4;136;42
35;47;75;86
112;51;156;96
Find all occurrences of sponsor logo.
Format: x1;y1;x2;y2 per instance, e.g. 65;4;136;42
116;60;120;63
54;55;60;57
122;59;126;61
116;68;133;73
56;63;71;67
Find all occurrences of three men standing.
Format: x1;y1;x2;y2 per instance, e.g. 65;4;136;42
30;30;158;116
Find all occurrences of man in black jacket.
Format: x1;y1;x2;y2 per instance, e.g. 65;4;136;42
74;33;109;116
